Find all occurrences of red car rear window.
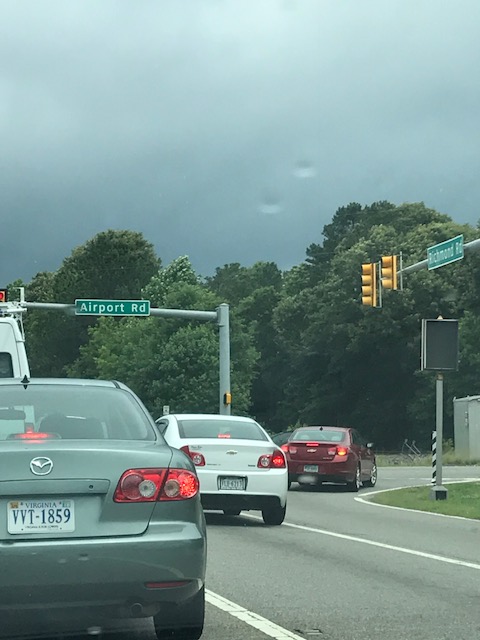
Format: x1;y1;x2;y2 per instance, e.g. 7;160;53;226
291;429;346;443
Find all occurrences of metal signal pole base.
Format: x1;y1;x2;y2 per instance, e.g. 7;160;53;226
430;485;448;501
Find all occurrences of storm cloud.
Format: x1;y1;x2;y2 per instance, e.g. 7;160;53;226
1;0;479;284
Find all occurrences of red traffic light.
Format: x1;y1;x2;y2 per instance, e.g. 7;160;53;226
0;290;7;303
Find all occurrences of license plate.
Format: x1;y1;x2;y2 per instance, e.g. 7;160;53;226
303;465;319;473
219;477;246;491
7;499;75;534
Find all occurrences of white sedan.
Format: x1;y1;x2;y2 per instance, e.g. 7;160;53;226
155;414;288;525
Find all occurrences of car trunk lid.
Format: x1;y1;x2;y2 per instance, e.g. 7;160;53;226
183;438;277;472
0;440;173;541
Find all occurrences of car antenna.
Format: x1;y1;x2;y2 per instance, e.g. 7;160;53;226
21;374;30;389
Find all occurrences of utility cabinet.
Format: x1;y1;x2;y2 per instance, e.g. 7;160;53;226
453;395;480;459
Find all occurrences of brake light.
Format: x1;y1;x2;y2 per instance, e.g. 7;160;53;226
272;451;286;468
257;451;286;469
288;446;297;455
336;446;349;456
114;468;199;502
13;431;56;440
281;444;289;452
160;469;199;500
218;433;231;439
180;446;205;466
306;442;319;447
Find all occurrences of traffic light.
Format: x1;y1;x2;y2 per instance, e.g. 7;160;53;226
361;263;377;307
0;289;7;303
381;255;398;290
223;392;232;406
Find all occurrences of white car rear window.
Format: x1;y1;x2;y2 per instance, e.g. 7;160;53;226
177;419;268;441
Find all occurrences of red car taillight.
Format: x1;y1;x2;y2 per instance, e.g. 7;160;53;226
257;450;286;469
114;468;199;502
328;446;349;457
180;445;206;466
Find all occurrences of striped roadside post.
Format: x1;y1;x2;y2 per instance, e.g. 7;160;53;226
431;430;437;485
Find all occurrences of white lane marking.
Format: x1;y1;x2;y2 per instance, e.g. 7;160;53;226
356;479;480;522
242;514;480;571
206;590;304;640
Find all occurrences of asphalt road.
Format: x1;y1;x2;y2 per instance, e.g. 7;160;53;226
127;466;480;640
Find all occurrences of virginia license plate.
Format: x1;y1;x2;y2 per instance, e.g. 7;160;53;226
219;477;246;491
303;465;319;473
7;499;75;534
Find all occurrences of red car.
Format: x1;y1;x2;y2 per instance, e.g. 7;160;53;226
282;426;377;491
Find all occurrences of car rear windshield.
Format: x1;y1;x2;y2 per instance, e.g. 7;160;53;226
177;419;268;441
0;385;155;441
292;429;346;443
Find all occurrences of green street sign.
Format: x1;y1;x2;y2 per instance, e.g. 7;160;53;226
75;299;151;316
427;234;464;270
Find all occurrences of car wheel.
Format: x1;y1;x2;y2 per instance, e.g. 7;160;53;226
363;462;377;487
346;465;361;492
153;586;205;640
262;504;286;526
223;509;241;516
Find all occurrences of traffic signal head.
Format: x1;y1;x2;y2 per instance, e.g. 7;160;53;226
223;392;232;406
361;263;377;307
381;255;398;290
0;289;7;303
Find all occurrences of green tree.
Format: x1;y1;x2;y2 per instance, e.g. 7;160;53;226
24;230;160;376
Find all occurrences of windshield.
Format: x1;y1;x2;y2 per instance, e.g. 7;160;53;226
177;419;268;441
0;385;155;441
2;1;479;639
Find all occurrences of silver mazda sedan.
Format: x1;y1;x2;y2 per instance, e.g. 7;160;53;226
0;378;206;640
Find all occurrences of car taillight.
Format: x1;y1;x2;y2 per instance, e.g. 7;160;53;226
257;451;286;469
114;468;199;502
288;445;297;455
281;444;289;452
336;446;349;456
160;469;199;501
306;442;320;447
180;445;206;466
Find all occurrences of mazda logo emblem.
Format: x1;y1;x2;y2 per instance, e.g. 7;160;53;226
30;457;53;476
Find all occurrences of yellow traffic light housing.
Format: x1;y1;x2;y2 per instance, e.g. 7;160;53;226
381;255;398;290
223;392;232;406
361;263;377;307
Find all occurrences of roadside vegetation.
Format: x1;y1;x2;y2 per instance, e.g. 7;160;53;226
370;482;480;519
10;201;480;452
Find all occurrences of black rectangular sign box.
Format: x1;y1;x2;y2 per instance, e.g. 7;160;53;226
421;319;459;371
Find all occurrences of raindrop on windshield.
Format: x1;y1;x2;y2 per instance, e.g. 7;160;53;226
293;161;316;179
259;197;282;215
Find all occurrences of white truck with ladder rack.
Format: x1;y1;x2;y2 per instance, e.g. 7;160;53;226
0;288;30;379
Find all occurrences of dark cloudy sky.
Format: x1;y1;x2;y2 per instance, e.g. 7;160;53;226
1;0;479;284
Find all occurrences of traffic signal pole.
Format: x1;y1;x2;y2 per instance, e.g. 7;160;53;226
18;294;232;416
399;237;480;275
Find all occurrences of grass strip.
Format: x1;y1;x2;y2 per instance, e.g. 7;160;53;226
370;482;480;519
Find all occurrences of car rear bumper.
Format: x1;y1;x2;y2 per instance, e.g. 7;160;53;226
0;521;206;634
197;468;288;510
288;458;356;483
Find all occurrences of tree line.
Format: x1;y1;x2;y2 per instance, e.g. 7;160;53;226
10;203;480;451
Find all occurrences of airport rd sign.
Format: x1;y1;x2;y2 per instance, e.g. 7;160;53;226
75;299;151;316
427;235;464;270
